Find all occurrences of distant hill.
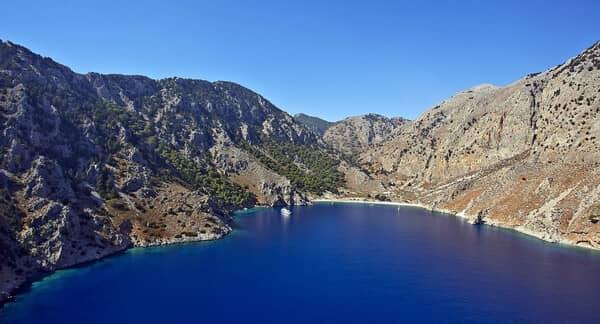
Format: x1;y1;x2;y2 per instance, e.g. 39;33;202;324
294;113;410;155
293;113;335;136
323;114;409;154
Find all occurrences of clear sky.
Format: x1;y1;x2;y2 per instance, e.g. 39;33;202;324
1;1;599;121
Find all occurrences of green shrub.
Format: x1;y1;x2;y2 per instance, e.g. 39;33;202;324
241;137;345;195
155;144;256;210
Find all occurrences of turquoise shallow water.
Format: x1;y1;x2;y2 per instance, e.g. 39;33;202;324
2;203;600;323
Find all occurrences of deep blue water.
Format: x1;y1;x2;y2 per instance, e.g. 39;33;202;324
2;203;600;323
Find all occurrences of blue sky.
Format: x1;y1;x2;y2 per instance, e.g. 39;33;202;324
1;1;599;121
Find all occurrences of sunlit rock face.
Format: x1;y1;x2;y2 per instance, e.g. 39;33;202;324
358;41;600;249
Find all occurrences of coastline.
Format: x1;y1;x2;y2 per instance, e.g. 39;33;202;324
0;225;232;309
0;205;278;308
312;198;471;220
3;197;599;309
313;198;600;252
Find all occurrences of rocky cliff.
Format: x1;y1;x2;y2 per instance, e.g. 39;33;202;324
357;41;600;249
0;40;347;303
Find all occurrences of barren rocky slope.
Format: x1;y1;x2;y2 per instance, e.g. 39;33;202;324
357;41;600;249
0;40;349;302
323;114;409;155
294;113;409;155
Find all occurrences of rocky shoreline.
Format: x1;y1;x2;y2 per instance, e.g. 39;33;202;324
4;195;600;308
0;201;294;307
314;197;600;252
0;222;231;308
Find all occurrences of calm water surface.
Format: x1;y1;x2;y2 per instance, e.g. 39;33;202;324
2;203;600;323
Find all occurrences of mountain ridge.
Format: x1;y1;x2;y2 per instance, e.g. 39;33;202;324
293;112;411;155
0;39;350;303
1;38;599;305
293;113;335;136
323;113;410;155
353;39;600;249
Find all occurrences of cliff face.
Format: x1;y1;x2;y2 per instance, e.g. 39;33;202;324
323;114;409;155
0;40;347;302
358;41;600;248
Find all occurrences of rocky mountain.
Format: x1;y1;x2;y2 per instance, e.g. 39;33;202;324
293;113;335;136
323;114;409;155
357;41;600;248
2;37;600;305
294;112;409;155
0;40;348;302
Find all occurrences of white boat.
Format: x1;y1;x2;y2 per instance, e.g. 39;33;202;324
280;208;292;216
